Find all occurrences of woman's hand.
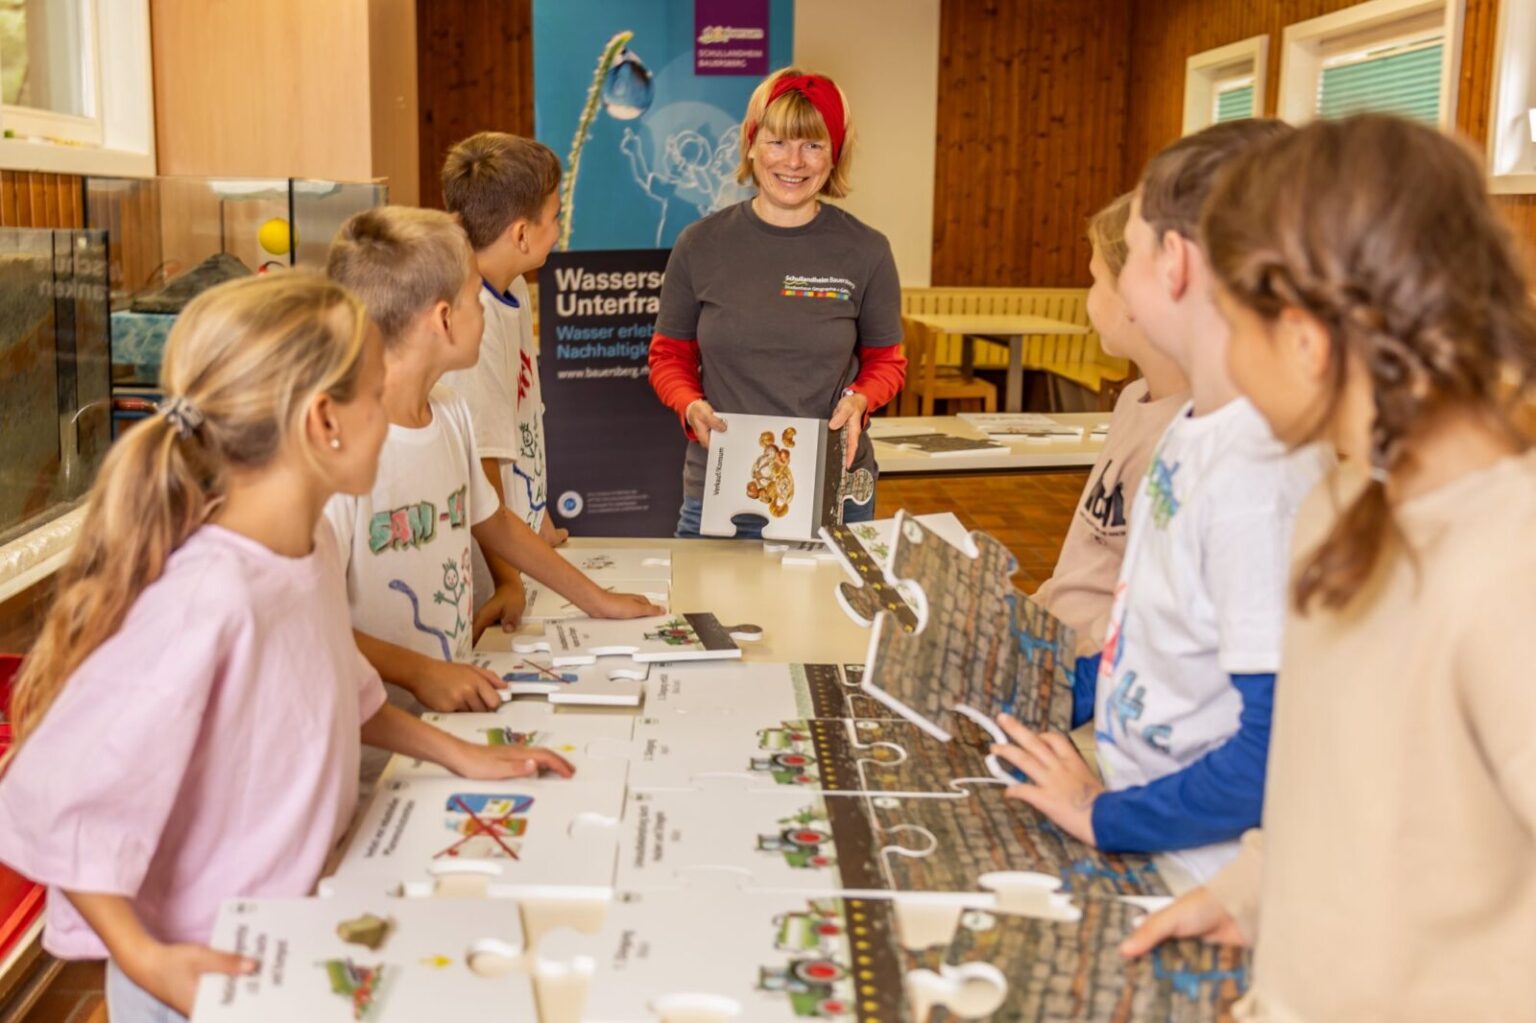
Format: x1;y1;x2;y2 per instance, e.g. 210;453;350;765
992;713;1104;846
1119;886;1249;957
828;391;869;468
685;399;728;448
129;940;258;1016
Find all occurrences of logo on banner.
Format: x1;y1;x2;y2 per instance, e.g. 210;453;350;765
695;0;770;75
558;491;586;518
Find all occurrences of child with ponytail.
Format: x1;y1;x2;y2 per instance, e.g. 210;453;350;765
1123;114;1536;1021
0;275;572;1022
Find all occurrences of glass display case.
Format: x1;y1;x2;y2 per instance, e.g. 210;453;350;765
82;176;386;390
0;227;111;546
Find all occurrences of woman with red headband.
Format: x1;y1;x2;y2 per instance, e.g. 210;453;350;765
649;67;907;537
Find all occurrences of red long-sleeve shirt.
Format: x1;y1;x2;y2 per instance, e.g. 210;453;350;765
649;332;907;439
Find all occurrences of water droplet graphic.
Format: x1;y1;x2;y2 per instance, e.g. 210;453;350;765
602;49;653;121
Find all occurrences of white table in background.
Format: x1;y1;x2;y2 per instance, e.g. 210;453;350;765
871;414;1109;476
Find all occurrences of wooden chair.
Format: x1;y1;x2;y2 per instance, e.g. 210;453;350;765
898;316;998;416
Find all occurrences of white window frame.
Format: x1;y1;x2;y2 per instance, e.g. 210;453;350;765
1277;0;1465;130
1184;35;1269;134
1486;0;1536;194
0;0;154;177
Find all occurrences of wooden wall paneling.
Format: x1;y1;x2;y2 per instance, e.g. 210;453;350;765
930;0;1132;287
415;0;535;211
1454;0;1536;260
0;171;84;229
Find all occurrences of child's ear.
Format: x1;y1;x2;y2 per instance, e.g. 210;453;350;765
307;393;342;451
1280;306;1333;381
1160;229;1191;302
434;298;454;337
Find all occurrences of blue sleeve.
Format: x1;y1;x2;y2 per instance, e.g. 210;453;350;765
1090;672;1274;854
1072;653;1100;730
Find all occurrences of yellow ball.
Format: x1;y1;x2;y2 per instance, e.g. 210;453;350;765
257;217;292;256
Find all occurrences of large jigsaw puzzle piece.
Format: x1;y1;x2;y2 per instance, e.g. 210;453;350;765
615;783;1166;905
862;512;1077;740
615;787;878;896
393;704;635;783
467;650;647;706
822;521;920;630
867;784;1169;902
322;774;623;899
556;547;673;582
513;614;762;666
616;709;1001;797
192;893;534;1022
535;891;914;1023
926;896;1251;1022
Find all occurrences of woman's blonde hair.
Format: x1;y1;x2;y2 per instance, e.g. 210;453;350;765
4;274;369;762
1203;114;1536;612
1087;192;1133;279
737;67;855;199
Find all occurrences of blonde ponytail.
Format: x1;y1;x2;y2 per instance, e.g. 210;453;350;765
5;274;368;761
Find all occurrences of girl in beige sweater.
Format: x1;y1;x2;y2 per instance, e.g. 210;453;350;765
1121;114;1536;1021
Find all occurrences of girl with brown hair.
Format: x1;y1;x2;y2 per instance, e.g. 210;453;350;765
1123;114;1536;1021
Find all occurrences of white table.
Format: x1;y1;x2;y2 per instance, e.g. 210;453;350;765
871;414;1109;475
906;312;1090;413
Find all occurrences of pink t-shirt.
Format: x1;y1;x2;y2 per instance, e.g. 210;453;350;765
0;524;386;959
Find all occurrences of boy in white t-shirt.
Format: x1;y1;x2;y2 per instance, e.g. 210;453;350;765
994;120;1329;883
439;133;566;635
325;207;661;782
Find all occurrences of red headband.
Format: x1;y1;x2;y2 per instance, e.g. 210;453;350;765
746;73;846;162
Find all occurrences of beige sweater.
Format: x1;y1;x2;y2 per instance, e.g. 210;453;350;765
1034;379;1187;654
1208;453;1536;1022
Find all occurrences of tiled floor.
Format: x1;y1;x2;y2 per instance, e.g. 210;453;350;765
12;471;1086;1021
875;469;1088;592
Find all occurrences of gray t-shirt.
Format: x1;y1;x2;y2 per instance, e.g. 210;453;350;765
655;200;904;497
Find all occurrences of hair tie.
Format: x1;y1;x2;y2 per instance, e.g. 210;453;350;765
158;395;205;440
1368;464;1390;485
746;73;847;161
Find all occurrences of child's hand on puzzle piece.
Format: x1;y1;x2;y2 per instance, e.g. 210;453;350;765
416;661;508;713
993;712;1104;846
473;579;527;639
131;940;257;1016
584;590;666;619
448;740;576;781
1118;886;1248;958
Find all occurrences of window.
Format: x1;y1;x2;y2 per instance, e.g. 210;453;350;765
0;0;101;144
1184;36;1269;134
0;0;152;177
1486;0;1536;194
1277;0;1464;130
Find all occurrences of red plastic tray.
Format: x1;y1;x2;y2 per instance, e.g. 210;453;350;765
0;654;43;964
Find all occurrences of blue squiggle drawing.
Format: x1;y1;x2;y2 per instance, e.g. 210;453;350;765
389;578;452;662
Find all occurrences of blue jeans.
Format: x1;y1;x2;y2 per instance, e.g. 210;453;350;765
676;490;876;539
108;960;187;1023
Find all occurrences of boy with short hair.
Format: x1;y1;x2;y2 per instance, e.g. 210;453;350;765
995;120;1331;883
440;132;565;634
325;206;660;782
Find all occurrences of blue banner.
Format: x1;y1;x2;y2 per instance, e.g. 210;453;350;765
533;0;794;537
533;0;793;251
